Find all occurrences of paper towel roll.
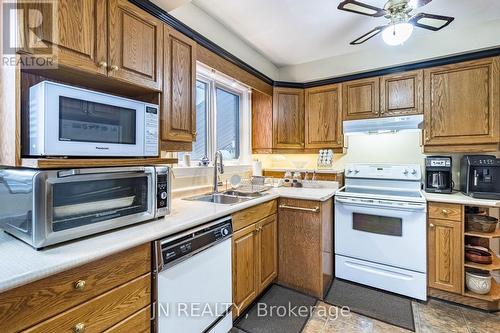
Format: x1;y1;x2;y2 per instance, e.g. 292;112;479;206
252;160;263;176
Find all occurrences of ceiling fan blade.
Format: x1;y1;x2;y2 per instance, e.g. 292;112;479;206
408;0;433;9
338;0;386;17
350;26;385;45
409;13;455;31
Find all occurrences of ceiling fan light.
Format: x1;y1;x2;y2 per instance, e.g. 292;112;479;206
382;23;414;46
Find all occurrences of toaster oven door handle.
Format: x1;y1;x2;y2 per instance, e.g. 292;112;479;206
57;167;146;178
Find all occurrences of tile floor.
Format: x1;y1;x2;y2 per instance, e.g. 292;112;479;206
302;299;500;333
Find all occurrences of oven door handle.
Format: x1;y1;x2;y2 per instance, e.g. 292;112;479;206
335;197;427;212
57;167;146;178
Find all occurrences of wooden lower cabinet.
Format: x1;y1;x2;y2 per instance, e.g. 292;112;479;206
103;306;151;333
232;202;278;318
22;274;151;333
278;198;333;298
257;215;278;292
232;223;259;318
428;217;463;294
0;244;152;333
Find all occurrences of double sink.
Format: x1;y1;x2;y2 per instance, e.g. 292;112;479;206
185;190;267;205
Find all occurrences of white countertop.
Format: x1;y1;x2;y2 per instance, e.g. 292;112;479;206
0;186;337;293
423;192;500;207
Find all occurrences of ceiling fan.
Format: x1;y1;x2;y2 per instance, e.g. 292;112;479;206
337;0;455;46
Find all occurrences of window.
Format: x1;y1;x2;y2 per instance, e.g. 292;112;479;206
191;80;208;160
179;63;251;166
216;87;240;160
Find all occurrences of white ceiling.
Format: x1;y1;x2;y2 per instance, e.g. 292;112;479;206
190;0;500;67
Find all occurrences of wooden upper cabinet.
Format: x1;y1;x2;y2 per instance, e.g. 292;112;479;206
17;0;107;75
424;57;500;150
161;26;197;143
305;84;343;149
380;70;423;117
108;0;163;90
273;87;305;149
428;218;463;294
252;90;273;152
342;77;380;120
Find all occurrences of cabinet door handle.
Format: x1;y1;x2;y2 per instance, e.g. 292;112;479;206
429;223;435;228
441;209;449;215
279;204;319;213
74;280;86;291
74;323;85;333
98;61;107;69
110;65;119;71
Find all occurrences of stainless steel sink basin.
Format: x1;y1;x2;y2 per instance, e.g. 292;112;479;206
222;190;266;198
184;190;267;205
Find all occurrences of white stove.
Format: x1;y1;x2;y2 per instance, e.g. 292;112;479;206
335;163;427;300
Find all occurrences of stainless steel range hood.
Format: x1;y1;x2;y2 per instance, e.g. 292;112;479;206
343;115;423;134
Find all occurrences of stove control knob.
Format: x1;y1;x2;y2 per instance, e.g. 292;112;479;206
347;169;353;174
221;228;229;236
354;169;360;174
403;169;409;175
411;169;417;175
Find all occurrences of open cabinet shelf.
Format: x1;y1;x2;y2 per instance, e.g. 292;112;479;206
464;227;500;239
465;250;500;271
464;279;500;302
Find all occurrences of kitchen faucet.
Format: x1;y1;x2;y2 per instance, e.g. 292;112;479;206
213;151;224;193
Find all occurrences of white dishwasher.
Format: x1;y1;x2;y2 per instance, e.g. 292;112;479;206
153;216;233;333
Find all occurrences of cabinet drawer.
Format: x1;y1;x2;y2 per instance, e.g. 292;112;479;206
103;306;151;333
428;202;462;221
0;244;151;333
233;200;277;231
23;274;151;333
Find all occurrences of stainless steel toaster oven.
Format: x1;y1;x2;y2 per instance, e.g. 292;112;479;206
0;166;170;249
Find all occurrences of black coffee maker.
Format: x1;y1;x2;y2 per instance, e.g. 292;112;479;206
460;155;500;199
425;156;453;193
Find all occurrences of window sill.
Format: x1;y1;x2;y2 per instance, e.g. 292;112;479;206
172;164;252;179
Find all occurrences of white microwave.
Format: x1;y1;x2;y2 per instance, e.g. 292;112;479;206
29;81;159;157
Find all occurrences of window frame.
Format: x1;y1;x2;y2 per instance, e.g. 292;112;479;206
179;62;251;166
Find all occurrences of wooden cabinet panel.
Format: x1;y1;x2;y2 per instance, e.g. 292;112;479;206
257;214;278;293
103;306;150;333
232;200;277;232
17;0;107;75
108;0;163;90
380;70;423;117
252;90;273;152
305;84;343;148
232;224;258;318
428;218;463;293
0;244;150;333
342;77;380;120
428;202;463;222
23;274;151;333
273;87;305;149
278;198;324;298
162;26;197;142
424;57;499;148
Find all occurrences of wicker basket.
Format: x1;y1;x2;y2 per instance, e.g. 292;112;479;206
466;214;498;233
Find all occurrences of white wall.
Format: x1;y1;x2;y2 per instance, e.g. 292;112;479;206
166;2;279;80
254;131;426;171
278;19;500;82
